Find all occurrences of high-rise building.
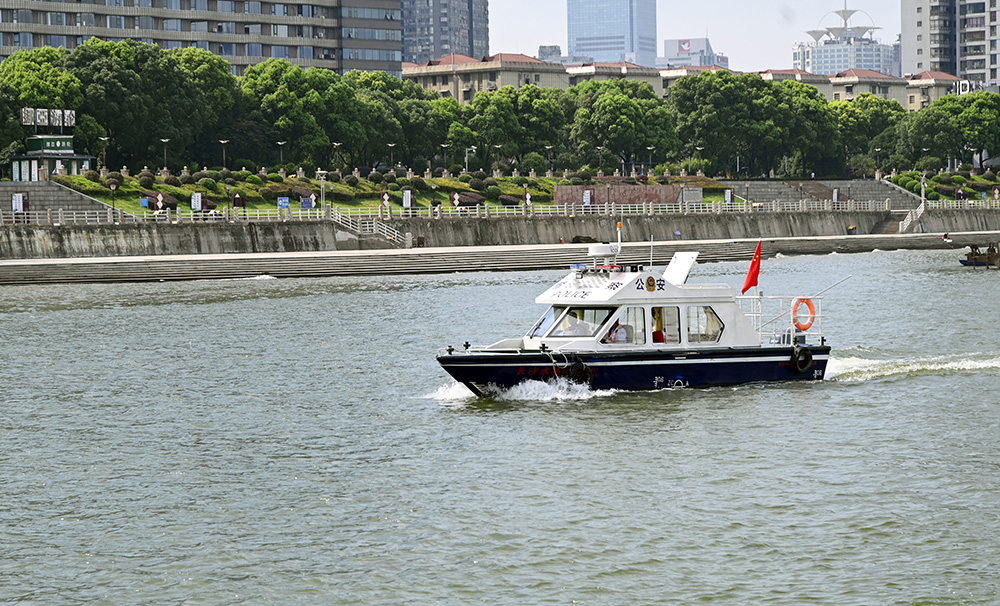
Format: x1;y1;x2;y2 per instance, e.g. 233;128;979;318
900;0;968;80
402;0;489;66
792;4;899;77
0;0;403;76
567;0;656;67
657;38;728;69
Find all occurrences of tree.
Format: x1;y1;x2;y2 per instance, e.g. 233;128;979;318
62;39;209;168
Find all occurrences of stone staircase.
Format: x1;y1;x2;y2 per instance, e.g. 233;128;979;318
0;180;110;213
727;180;810;204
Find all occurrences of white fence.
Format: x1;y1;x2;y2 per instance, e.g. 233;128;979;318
0;198;896;229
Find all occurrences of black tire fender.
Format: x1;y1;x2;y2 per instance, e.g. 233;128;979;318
791;345;813;374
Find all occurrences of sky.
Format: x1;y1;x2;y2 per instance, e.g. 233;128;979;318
489;0;902;72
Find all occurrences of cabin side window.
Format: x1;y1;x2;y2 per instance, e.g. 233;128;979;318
651;306;680;344
687;306;724;343
603;306;646;344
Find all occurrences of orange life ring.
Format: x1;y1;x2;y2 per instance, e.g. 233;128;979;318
792;298;816;331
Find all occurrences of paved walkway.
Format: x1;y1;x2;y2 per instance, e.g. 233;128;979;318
0;232;994;285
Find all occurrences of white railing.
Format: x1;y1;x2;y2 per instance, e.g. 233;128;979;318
0;198;901;228
899;200;925;233
737;295;824;344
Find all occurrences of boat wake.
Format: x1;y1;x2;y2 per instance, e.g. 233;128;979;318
828;353;1000;382
429;378;617;404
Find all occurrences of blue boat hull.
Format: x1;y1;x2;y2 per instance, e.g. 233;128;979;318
960;259;991;267
438;345;831;396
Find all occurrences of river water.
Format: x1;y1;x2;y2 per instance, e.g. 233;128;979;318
2;248;999;604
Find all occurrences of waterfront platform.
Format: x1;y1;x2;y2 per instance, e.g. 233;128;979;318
0;232;995;286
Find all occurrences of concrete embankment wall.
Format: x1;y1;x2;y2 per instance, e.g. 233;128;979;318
388;211;887;247
0;221;393;259
914;209;1000;233
2;209;999;261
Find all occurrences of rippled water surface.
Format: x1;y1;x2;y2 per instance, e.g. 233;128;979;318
3;249;1000;604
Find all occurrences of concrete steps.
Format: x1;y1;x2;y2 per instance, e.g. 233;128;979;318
0;180;110;213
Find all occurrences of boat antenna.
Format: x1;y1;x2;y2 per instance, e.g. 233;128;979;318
617;221;622;254
650;234;654;267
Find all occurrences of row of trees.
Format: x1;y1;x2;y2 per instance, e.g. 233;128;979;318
1;38;998;179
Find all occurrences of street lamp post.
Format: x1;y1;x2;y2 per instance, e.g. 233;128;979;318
109;181;118;220
596;146;604;172
98;136;109;170
219;139;229;169
695;146;704;175
317;170;327;209
277;140;287;165
646;145;655;175
464;145;476;173
440;143;450;172
160;138;170;172
874;147;882;179
387;143;396;168
493;144;502;173
544;145;553;174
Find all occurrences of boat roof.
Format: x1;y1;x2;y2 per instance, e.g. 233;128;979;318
536;252;737;306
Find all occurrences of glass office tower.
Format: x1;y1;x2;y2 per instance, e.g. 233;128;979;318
567;0;656;67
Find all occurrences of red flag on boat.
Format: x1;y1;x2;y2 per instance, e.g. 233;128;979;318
742;240;761;294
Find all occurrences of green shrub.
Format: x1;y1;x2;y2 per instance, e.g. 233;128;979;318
164;175;182;187
224;177;236;186
383;172;396;184
197;177;218;190
410;176;428;191
951;175;967;185
368;170;383;184
105;178;121;190
927;190;941;200
205;170;222;181
138;175;155;188
267;173;283;183
344;175;359;187
472;170;487;180
512;176;528;185
138;169;154;180
296;176;312;184
485;185;502;199
107;171;124;183
558;179;572;186
984;170;997;182
84;170;100;183
458;174;472;183
959;163;973;172
180;173;196;185
484;177;498;187
329;171;342;183
469;177;486;191
396;177;410;188
387;182;401;191
245;174;263;185
907;180;921;193
258;187;277;200
234;170;251;182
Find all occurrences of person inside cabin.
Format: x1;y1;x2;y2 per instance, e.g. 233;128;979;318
604;321;628;343
652;307;665;343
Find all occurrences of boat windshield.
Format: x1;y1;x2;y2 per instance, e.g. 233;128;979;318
528;306;565;338
546;306;615;338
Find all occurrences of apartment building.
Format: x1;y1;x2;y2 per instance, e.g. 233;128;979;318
402;0;488;66
402;52;569;102
0;0;403;76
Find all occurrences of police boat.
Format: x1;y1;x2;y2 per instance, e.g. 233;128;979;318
438;238;831;396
